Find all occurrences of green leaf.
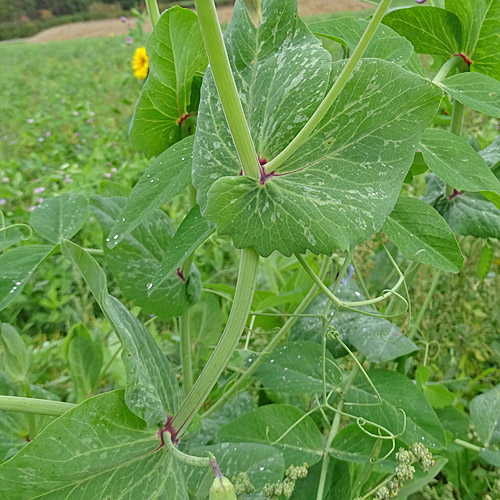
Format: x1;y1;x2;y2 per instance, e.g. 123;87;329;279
467;0;500;81
420;128;500;209
186;443;284;495
217;404;324;467
197;56;441;256
383;6;462;57
346;369;447;450
189;293;225;348
129;7;207;157
152;204;214;292
445;0;493;55
92;195;201;320
0;224;31;252
68;336;101;402
382;196;464;272
423;384;455;409
309;16;415;66
470;384;500;447
109;135;194;247
0;391;188;499
29;192;89;244
435;406;469;439
0;409;26;463
253;341;341;395
0;323;29;381
61;240;182;427
440;72;500;118
481;136;500;169
0;245;54;312
479;448;500;467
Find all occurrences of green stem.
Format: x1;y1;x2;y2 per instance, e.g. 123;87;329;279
172;248;259;436
316;361;361;500
202;256;331;418
0;396;75;416
408;269;442;340
432;55;462;85
264;0;393;173
145;0;160;27
180;310;193;396
454;438;482;453
163;431;211;467
194;0;260;179
450;100;466;137
83;248;104;256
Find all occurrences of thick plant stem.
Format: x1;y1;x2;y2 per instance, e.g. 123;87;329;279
450;100;466;138
194;0;260;179
145;0;160;26
454;438;482;453
202;257;331;418
0;396;75;416
408;269;442;340
264;0;393;173
172;248;259;437
180;310;193;396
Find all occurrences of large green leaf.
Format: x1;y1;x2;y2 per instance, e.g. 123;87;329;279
68;336;101;402
470;384;500;447
383;6;462;57
345;369;447;450
217;404;324;467
61;240;181;427
152;204;214;292
420;128;500;209
440;72;500;118
291;281;418;362
253;341;341;395
196;54;441;256
309;16;415;66
129;7;207;157
465;0;500;81
0;391;188;499
382;196;463;272
0;245;54;312
29;192;89;244
109;135;194;247
92;195;200;320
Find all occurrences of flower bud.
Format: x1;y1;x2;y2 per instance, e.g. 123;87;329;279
209;476;237;500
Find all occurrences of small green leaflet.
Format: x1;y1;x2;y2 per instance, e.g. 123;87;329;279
0;224;31;252
478;239;495;280
109;135;194;247
253;341;341;395
0;391;188;499
129;7;207;157
481;136;500;169
68;336;101;402
308;16;415;66
29;192;89;243
345;369;447;450
93;195;201;320
61;240;182;427
383;6;462;57
440;72;500;118
198;56;441;256
152;204;214;292
470;384;500;447
217;404;324;467
420;128;500;209
383;196;463;272
0;245;54;312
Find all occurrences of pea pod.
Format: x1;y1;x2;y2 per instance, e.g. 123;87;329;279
209;476;237;500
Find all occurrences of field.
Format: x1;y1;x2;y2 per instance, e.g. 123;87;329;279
1;3;500;499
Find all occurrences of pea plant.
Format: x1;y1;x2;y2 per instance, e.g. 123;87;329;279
1;0;500;498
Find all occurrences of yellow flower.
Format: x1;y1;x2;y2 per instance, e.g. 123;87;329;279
132;46;149;80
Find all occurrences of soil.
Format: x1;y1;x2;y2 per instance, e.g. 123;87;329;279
27;0;371;43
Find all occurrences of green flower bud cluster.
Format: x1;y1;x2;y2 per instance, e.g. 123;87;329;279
231;472;255;496
374;444;435;499
262;463;309;499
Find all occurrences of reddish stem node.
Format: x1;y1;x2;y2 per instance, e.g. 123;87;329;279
448;188;464;200
454;53;473;66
